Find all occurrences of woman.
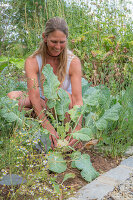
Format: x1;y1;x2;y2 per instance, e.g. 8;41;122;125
8;17;83;149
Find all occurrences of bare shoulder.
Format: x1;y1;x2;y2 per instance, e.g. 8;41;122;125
69;56;82;75
25;56;38;73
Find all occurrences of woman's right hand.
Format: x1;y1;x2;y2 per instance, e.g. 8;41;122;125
42;120;59;149
49;131;59;149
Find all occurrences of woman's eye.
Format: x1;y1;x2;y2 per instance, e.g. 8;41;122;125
60;41;66;44
51;41;57;43
51;40;66;44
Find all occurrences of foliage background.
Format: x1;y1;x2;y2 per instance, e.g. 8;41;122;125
0;0;133;92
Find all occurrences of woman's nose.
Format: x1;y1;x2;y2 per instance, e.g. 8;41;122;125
55;42;61;49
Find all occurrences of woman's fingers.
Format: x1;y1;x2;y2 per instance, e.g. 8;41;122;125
49;135;54;150
65;135;69;141
68;138;77;147
67;137;82;149
49;132;59;149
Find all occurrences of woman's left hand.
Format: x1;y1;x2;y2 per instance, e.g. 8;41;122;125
66;135;82;149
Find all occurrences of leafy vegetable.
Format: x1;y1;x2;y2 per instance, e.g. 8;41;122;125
72;128;93;141
71;152;99;182
42;64;60;100
56;88;70;121
47;152;67;173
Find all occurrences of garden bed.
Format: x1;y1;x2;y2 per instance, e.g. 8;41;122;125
0;147;121;200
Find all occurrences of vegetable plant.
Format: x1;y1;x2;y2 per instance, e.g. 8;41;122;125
34;64;123;181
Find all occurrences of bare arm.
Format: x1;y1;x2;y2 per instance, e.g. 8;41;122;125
70;56;83;107
67;57;83;147
25;57;58;148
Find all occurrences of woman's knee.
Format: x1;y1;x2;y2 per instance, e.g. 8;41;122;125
7;91;31;111
7;91;23;100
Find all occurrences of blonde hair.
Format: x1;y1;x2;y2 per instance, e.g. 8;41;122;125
32;17;68;83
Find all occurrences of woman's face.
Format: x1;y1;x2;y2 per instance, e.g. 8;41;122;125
44;30;67;57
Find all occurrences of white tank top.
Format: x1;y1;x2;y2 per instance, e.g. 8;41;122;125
36;50;75;99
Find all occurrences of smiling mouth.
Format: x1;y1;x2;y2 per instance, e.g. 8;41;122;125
54;49;60;52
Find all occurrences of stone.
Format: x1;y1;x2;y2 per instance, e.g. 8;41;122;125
120;156;133;168
124;146;133;156
68;178;115;200
101;165;132;183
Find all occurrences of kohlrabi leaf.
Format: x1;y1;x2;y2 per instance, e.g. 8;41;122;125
68;105;83;122
82;78;92;97
95;103;121;130
77;128;93;136
0;174;26;186
57;126;66;140
55;88;70;121
47;99;56;109
3;112;23;126
81;166;99;182
42;64;60;100
72;132;91;141
82;85;96;98
71;128;93;141
103;103;121;121
71;151;81;168
85;112;96;127
74;154;99;182
47;152;67;173
95;117;108;130
84;89;100;106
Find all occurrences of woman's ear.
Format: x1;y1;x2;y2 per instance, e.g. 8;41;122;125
42;33;47;42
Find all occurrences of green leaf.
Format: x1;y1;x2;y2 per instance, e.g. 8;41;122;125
74;154;99;182
76;128;93;136
42;64;60;100
84;88;100;106
10;58;25;69
81;166;99;182
65;122;70;132
47;99;56;109
53;182;60;194
82;78;92;96
3;112;22;126
72;132;91;141
85;112;96;127
72;128;93;141
96;103;121;130
68;105;82;122
55;88;70;121
103;103;121;121
62;173;75;183
57;126;66;140
47;152;67;173
95;118;108;130
71;151;81;168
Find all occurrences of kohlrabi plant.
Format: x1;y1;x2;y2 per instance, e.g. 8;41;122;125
41;64;99;182
40;64;123;182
